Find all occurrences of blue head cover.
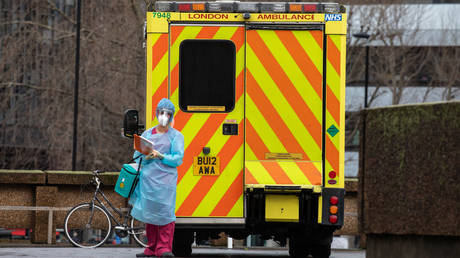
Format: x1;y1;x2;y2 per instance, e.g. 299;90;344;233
156;98;175;123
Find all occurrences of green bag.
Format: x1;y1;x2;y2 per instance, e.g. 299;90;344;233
115;163;140;198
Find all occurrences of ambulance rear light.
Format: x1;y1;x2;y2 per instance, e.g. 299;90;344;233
302;4;318;12
175;2;207;12
329;171;337;179
193;3;206;12
288;4;302;13
155;1;175;12
178;3;192;12
208;1;235;12
330;205;338;214
330;196;338;205
287;3;321;13
322;3;340;13
236;2;259;13
329;215;338;224
259;2;286;13
154;1;341;14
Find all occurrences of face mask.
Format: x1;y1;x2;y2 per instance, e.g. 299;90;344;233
158;114;169;126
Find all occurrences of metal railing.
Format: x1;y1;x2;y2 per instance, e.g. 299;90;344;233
0;206;72;244
0;205;130;244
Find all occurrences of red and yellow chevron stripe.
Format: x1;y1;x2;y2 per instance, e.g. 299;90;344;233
325;34;346;188
146;24;345;217
167;25;245;217
146;32;169;127
245;29;323;186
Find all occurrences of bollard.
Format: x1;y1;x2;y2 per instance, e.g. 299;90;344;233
227;236;233;249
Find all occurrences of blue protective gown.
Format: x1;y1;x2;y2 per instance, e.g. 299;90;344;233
129;126;184;225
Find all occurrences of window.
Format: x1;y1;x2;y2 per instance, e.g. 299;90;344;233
179;39;236;112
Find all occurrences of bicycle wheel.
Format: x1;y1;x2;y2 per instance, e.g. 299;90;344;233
64;203;112;248
130;217;148;247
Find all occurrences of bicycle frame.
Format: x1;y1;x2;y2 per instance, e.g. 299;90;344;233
86;155;144;232
88;175;137;230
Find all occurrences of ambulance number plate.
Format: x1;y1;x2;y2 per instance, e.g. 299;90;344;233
193;156;220;176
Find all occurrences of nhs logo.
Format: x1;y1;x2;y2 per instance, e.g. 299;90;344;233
325;14;342;21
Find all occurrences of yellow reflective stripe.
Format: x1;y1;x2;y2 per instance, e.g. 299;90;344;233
313;161;322;172
146;34;154;127
325;112;338;127
150;32;163;45
176;166;197;211
196;103;243;155
169;26;245;102
247;45;321;161
169;26;202;105
170;26;244;149
193;147;243;216
152;51;168;84
244;142;258;162
212;26;237;39
171;25;245;215
277;161;312;185
293;31;323;71
325;35;344;188
169;86;179;110
169;26;202;70
235;45;245;78
326;61;340;98
176;97;244;209
227;194;244;217
327;35;341;100
245;160;276;184
325;160;334;173
246;95;286;154
339;35;346;188
330;35;341;52
147;34;169;127
181;114;210;149
253;30;322;121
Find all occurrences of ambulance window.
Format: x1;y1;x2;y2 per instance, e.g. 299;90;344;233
179;39;235;112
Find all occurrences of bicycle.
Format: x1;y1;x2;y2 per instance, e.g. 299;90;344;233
64;169;148;248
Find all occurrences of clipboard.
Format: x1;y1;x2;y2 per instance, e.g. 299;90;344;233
133;134;156;155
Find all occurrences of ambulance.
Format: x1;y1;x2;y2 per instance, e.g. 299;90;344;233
123;1;347;257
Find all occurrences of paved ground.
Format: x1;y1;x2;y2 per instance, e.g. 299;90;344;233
0;247;365;258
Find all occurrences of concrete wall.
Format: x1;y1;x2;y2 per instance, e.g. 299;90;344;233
0;170;125;243
0;170;359;244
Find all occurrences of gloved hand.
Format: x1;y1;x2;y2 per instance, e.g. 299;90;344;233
145;150;164;160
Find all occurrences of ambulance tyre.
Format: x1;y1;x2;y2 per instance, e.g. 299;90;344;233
311;244;331;258
172;229;193;257
288;236;310;258
310;229;333;258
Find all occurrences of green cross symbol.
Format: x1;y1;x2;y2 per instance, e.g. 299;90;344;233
327;124;339;137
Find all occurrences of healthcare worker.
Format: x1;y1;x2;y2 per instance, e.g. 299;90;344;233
130;98;184;257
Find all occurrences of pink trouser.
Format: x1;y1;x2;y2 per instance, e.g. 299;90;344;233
144;222;175;256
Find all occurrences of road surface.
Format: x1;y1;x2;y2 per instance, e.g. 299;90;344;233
0;247;365;258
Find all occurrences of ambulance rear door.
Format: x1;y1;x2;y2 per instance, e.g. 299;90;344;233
169;24;245;218
244;25;324;187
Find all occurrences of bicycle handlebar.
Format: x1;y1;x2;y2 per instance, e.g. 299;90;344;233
93;170;105;175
